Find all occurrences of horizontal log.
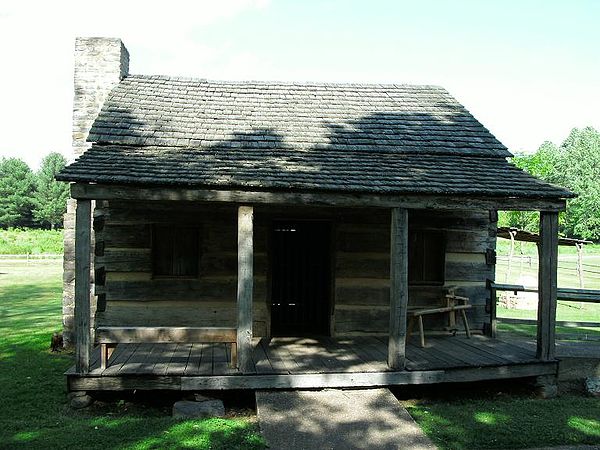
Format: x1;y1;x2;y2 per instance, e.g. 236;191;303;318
97;249;152;272
445;253;486;264
335;278;389;306
337;230;390;253
97;224;151;247
334;306;389;334
409;210;490;231
72;184;567;211
445;261;495;282
445;230;494;253
96;301;268;335
68;361;558;391
100;277;267;302
96;326;237;343
336;252;389;278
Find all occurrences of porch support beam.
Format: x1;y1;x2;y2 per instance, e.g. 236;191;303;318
237;205;254;373
71;183;567;212
536;211;559;361
74;199;92;373
388;207;409;369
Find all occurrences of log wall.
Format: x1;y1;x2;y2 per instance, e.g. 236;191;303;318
333;209;496;336
94;201;270;336
93;202;496;338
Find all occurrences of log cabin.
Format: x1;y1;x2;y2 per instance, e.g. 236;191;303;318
58;37;574;393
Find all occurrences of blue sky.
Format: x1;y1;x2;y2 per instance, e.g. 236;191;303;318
1;0;598;168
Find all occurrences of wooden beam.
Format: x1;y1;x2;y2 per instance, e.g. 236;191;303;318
96;327;237;343
237;206;254;373
537;211;559;361
388;208;409;369
70;183;567;212
67;361;558;391
74;199;92;373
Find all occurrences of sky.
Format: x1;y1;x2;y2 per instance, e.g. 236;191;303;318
0;0;599;169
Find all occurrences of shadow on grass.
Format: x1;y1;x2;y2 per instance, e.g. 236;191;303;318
395;380;600;450
0;273;264;450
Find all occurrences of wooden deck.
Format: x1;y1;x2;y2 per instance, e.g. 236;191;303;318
67;335;558;391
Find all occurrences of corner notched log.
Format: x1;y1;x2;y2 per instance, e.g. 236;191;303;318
388;208;409;369
537;211;559;361
237;206;254;373
75;199;92;373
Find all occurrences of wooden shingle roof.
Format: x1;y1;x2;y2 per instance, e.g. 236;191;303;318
58;75;574;199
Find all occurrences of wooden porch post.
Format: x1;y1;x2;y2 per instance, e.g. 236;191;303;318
237;205;254;373
74;199;92;373
537;211;559;361
388;207;409;369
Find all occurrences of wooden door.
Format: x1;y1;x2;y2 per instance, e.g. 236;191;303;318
270;221;331;336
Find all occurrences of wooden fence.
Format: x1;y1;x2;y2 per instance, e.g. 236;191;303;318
488;281;600;338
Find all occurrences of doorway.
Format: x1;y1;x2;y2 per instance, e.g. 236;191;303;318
270;221;332;336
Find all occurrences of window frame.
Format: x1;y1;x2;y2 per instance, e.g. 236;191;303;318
408;228;446;286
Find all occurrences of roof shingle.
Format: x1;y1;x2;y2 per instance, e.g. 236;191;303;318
58;75;573;199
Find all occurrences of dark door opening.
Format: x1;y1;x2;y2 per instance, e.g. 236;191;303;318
270;221;332;336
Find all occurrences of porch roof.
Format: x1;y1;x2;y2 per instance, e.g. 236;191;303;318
59;144;573;199
58;75;574;200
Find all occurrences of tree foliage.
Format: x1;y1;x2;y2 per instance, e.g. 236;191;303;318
500;126;600;241
0;153;70;230
552;127;600;240
32;153;70;229
0;158;35;228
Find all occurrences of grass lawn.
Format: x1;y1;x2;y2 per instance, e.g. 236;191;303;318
0;260;264;450
402;383;600;450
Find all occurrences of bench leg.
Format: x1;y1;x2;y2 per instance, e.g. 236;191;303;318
230;342;238;369
460;309;471;338
418;315;425;348
100;344;107;370
100;344;116;370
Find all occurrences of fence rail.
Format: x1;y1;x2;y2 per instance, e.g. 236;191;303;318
0;253;62;260
487;280;600;337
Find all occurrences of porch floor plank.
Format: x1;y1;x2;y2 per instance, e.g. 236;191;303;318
103;343;140;375
119;343;154;374
153;343;178;376
184;343;201;375
253;339;275;374
68;335;551;384
450;337;512;365
427;337;487;367
197;343;213;375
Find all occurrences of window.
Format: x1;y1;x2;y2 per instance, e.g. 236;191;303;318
408;230;445;285
152;225;200;277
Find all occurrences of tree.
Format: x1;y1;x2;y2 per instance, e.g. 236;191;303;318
32;152;70;229
500;126;600;241
0;157;35;228
552;127;600;240
499;142;560;233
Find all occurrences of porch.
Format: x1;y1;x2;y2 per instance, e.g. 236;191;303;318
66;334;558;391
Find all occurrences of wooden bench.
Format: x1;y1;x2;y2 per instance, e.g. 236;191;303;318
96;326;238;369
407;293;472;347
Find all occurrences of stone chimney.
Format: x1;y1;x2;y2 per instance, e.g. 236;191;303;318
63;37;129;346
72;37;129;156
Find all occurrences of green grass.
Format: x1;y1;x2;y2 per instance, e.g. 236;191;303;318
0;260;264;450
405;392;600;450
0;228;64;254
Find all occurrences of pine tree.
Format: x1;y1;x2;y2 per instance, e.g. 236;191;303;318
0;157;35;228
32;152;70;229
